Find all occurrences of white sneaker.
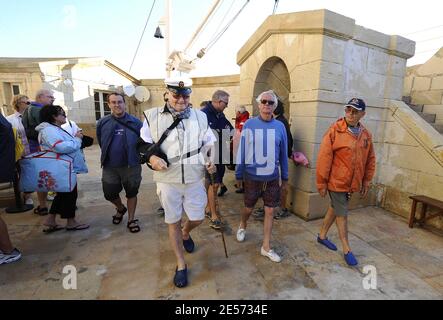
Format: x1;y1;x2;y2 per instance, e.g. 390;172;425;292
24;197;34;206
260;247;282;263
236;227;246;242
0;248;22;265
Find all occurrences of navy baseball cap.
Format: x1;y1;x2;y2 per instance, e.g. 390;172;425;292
165;77;192;95
345;98;366;111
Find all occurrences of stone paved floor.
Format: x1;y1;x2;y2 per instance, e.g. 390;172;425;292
1;146;442;300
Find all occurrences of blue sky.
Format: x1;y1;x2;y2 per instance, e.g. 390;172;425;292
2;0;443;79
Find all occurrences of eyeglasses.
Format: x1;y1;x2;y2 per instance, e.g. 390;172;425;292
57;112;66;117
45;95;55;99
345;107;362;115
219;100;229;105
260;99;275;106
20;101;30;105
171;93;190;100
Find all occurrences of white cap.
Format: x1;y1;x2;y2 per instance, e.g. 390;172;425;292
164;76;193;90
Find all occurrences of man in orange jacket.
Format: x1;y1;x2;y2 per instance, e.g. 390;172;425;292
316;98;376;266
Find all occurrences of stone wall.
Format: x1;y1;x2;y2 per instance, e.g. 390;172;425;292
237;9;422;224
404;48;443;125
379;100;443;229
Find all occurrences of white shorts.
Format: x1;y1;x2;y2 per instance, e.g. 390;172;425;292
157;181;207;224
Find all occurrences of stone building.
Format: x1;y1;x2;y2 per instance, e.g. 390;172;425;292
0;57;140;138
2;9;442;231
137;9;443;230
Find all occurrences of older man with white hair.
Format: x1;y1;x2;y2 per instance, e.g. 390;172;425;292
139;77;216;288
235;90;289;263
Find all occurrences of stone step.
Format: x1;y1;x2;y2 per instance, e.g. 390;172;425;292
432;124;443;134
402;96;412;104
409;104;424;113
417;112;436;123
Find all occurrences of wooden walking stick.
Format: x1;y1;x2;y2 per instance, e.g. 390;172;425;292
209;172;229;258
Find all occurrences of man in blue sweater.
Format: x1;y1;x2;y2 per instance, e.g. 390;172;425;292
235;90;289;263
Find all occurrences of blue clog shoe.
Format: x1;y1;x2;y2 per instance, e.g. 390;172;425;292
317;235;338;251
183;235;195;253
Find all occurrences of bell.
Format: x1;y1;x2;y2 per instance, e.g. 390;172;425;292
154;26;164;39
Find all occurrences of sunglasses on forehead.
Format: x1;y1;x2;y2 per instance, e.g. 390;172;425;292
260;99;275;106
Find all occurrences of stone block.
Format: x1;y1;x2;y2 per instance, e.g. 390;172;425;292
290;61;321;92
345;70;387;99
389;35;416;58
423;105;443;122
287;188;329;221
403;76;413;96
353;26;390;50
344;41;369;72
368;49;389;75
291;116;335;144
384;75;404;100
412;77;432;91
383;187;413;219
289;166;317;193
411;90;443;105
390;102;443;163
416;173;443;201
384;121;419;146
363;119;386;143
299;34;324;65
388;55;408;78
378;164;419;194
387;144;443;174
322;36;346;65
290;90;345;105
290;101;343;118
430;76;443;90
319;61;345;92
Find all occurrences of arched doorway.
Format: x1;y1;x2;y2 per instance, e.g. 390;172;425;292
252;57;291;118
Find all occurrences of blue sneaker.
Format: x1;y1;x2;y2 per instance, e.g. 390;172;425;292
183;235;195;253
317;235;337;251
174;266;188;288
344;251;358;266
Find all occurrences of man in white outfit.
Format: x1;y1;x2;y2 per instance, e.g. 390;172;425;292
140;77;216;288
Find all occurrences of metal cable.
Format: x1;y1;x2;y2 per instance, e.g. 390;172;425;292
129;0;157;73
205;0;250;52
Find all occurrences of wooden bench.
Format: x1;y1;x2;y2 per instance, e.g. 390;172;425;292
409;195;443;228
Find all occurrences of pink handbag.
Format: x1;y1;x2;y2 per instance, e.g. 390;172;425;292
291;151;309;167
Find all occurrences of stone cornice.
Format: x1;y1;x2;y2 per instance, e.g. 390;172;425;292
237;9;415;65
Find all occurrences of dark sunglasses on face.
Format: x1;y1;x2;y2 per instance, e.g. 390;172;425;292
20;101;30;105
172;93;190;100
260;99;275;106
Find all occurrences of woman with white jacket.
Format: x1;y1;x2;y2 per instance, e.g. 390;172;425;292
36;105;89;233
